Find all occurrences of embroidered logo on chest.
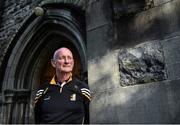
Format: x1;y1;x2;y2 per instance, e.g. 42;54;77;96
70;94;76;101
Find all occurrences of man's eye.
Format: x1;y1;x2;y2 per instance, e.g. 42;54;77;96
67;57;72;60
58;57;73;60
58;57;64;60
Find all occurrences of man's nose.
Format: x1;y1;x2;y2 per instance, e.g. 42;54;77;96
64;57;69;63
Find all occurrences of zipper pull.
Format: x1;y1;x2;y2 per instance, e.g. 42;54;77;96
59;82;66;93
60;87;62;93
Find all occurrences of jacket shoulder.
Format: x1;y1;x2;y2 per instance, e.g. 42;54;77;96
73;77;91;102
34;81;50;106
73;77;88;88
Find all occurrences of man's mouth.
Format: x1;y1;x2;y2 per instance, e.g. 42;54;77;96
63;65;71;67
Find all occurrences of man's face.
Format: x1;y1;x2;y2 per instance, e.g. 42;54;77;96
52;48;74;73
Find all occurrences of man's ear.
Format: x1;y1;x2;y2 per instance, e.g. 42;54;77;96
51;59;56;68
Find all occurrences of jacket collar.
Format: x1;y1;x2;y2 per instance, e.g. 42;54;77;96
50;73;72;85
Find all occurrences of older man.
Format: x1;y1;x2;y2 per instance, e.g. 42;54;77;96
34;47;91;124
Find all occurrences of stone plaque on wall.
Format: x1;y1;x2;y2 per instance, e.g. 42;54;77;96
118;41;167;86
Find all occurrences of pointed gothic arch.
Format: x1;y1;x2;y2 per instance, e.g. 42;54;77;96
1;4;86;123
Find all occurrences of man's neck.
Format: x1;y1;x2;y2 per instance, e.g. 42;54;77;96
56;72;72;83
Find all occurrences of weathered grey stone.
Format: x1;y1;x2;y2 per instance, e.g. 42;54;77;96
113;0;147;19
154;0;172;6
118;41;166;86
113;0;180;48
162;35;180;80
86;0;112;31
90;79;180;123
88;50;120;93
87;24;114;60
162;35;180;64
0;0;41;73
40;0;86;9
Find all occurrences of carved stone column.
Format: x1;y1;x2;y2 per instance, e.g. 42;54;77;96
3;89;31;123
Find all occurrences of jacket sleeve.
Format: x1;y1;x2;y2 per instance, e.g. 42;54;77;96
80;82;92;124
34;83;49;123
80;82;92;103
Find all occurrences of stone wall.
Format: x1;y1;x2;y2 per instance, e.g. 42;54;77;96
87;0;180;123
0;0;41;89
0;0;41;122
0;0;5;27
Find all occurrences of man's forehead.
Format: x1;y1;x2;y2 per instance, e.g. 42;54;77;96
56;48;73;56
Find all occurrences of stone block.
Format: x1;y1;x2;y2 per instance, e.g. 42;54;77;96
118;41;166;86
87;24;113;60
162;35;180;80
88;50;120;93
162;35;180;65
86;0;112;31
166;79;180;123
166;63;180;80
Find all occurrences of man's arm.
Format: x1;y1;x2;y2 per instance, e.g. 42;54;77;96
33;83;49;123
80;83;92;124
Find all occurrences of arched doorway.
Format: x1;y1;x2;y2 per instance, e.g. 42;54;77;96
1;4;86;123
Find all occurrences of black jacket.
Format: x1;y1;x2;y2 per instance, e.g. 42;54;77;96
34;77;91;124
